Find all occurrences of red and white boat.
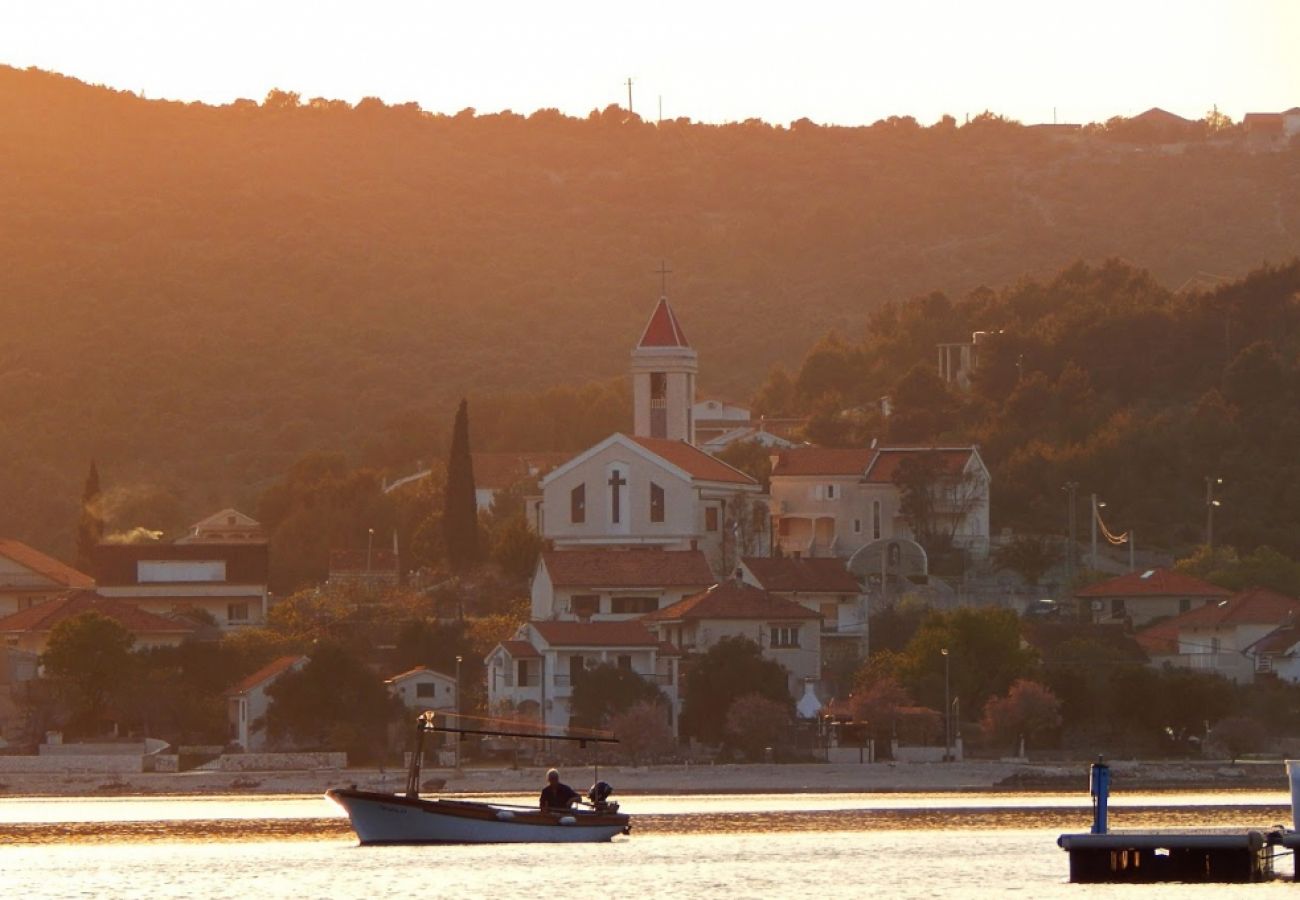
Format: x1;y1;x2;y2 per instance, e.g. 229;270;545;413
328;711;630;845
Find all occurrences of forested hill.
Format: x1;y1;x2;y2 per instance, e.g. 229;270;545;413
2;65;1298;556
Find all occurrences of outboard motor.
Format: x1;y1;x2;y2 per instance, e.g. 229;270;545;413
587;781;618;813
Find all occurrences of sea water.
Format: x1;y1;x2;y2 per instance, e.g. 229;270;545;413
0;791;1294;898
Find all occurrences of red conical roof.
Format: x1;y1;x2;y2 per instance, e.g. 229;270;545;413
637;297;690;348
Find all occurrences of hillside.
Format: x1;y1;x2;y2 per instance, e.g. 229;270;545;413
1;65;1298;555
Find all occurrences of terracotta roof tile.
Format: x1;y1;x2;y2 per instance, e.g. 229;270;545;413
0;590;194;635
531;620;660;647
501;639;542;659
629;436;757;485
742;556;861;593
226;655;306;696
1075;568;1232;599
1135;620;1180;656
770;448;876;477
541;549;715;588
1165;586;1300;629
0;539;94;589
637;297;689;348
864;448;975;483
386;664;453;683
642;581;821;622
1249;624;1300;656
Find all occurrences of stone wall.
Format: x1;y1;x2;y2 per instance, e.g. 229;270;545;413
212;752;347;771
0;754;144;773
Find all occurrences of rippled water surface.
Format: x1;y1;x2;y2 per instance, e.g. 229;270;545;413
1;791;1296;898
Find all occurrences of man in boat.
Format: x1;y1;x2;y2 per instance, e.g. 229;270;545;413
539;768;580;810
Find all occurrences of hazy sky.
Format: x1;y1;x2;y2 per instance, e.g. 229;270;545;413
2;0;1296;125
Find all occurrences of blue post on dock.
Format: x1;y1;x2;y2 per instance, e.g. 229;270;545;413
1089;756;1110;835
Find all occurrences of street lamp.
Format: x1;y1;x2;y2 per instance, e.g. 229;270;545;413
941;648;951;762
1205;477;1223;549
454;655;463;772
366;527;375;576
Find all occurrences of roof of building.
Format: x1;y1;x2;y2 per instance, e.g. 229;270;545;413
643;580;821;622
1075;568;1233;599
472;452;571;492
500;639;543;659
864;448;977;483
1165;586;1300;629
628;436;758;485
741;556;861;593
531;620;662;647
1248;624;1300;656
541;549;715;588
1135;620;1180;657
770;446;978;480
386;664;454;683
226;655;306;696
93;542;270;587
637;297;690;348
176;508;266;544
0;590;195;636
0;539;95;590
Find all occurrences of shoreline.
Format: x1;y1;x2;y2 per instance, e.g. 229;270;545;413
0;759;1290;799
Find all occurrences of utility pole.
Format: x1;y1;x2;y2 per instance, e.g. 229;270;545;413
626;77;634;115
1090;493;1098;573
1205;476;1223;548
1063;482;1078;589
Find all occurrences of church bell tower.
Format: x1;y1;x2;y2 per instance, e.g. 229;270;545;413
631;296;697;444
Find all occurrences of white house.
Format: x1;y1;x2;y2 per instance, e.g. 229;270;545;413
225;655;308;751
769;445;990;561
0;539;95;618
175;509;265;544
530;548;716;621
641;579;822;699
485;620;680;734
739;555;868;666
386;665;458;711
1078;567;1232;628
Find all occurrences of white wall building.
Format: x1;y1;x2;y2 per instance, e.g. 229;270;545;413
386;665;458;712
530;549;716;622
225;655;307;751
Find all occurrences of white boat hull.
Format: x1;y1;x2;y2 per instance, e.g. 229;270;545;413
327;789;631;844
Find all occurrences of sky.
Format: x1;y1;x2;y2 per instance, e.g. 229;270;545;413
1;0;1297;126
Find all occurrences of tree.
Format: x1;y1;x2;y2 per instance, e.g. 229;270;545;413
849;674;912;731
265;642;401;762
724;693;793;761
1207;715;1268;763
41;611;136;736
679;636;791;745
979;679;1062;752
570;663;667;730
75;461;104;573
992;536;1062;586
887;365;956;442
443;399;481;572
490;514;542;581
895;451;985;570
608;700;676;764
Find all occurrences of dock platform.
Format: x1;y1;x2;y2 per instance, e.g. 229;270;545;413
1058;828;1281;883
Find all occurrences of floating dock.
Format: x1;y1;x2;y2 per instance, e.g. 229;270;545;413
1057;758;1290;883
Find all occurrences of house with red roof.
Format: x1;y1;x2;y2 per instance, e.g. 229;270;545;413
386;665;458;712
225;655;308;751
0;539;94;618
767;445;989;562
739;556;867;666
0;589;195;655
529;548;716;621
642;579;822;700
485;619;681;734
1133;587;1300;684
1075;567;1231;628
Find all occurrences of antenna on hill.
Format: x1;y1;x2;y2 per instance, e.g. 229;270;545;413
626;77;634;115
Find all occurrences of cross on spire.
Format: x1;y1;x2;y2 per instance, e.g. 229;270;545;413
655;261;672;296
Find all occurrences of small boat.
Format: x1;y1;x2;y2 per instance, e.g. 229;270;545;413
328;711;630;845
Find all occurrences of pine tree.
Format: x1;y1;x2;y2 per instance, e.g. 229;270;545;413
442;399;480;572
75;461;105;574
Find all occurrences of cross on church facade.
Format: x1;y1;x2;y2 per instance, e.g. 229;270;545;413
608;469;627;524
655;261;672;295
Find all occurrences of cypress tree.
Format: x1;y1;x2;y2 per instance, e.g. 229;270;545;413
442;399;480;572
75;461;105;574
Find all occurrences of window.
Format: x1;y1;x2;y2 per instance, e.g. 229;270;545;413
140;560;226;583
516;659;534;687
826;484;837;500
650;482;665;523
227;602;250;623
570;484;586;524
611;596;658;615
769;625;800;648
571;594;599;619
416;682;437;698
1179;597;1192;614
1111;598;1127;618
872;500;882;540
617;655;633;671
705;507;719;532
569;655;586;684
853;518;862;535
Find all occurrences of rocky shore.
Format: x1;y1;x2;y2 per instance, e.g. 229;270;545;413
0;758;1291;798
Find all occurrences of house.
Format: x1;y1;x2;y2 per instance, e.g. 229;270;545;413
1243;112;1284;140
700;425;798;456
739;555;867;667
485;620;680;733
93;539;271;631
0;539;95;617
769;445;990;562
0;590;195;654
1075;567;1231;628
175;509;265;544
692;399;752;446
529;548;715;622
225;655;308;751
386;665;457;711
641;579;822;699
1247;623;1300;682
1134;587;1300;683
